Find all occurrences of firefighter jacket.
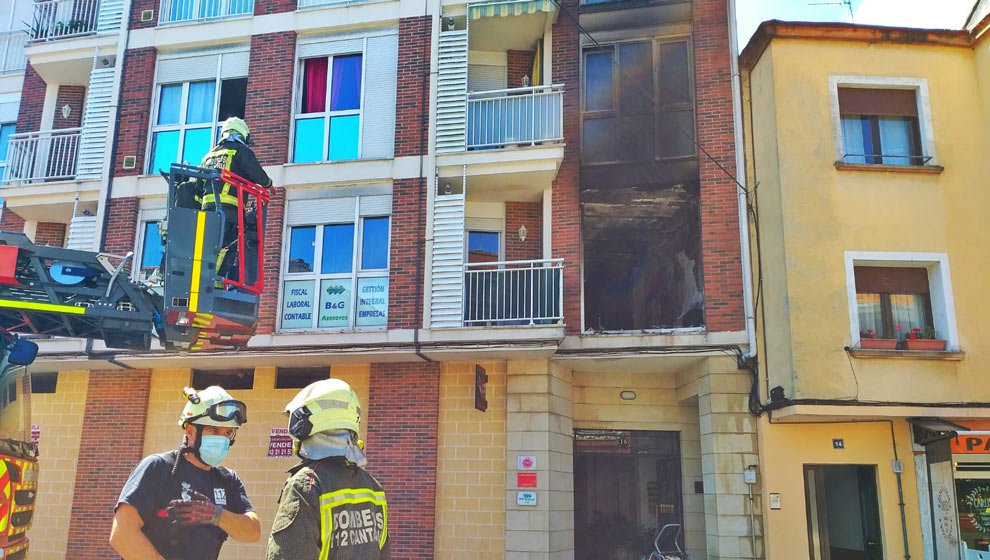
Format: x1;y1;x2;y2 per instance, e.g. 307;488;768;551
199;139;272;208
267;456;390;560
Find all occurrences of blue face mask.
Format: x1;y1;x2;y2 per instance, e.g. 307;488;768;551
198;435;230;467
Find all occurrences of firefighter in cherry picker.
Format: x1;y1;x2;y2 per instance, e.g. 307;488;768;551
267;378;391;559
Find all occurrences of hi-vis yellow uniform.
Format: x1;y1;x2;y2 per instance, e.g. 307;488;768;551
267;457;390;560
198;140;272;209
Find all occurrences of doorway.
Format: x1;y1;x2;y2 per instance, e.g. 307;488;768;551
573;430;683;560
804;465;884;560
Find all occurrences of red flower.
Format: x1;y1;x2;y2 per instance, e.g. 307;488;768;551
908;333;917;339
895;324;903;331
912;327;922;333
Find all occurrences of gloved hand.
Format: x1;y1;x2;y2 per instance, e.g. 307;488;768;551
167;490;223;526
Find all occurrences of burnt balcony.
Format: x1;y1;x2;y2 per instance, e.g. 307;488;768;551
28;0;99;44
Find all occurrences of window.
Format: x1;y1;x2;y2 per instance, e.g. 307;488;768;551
31;372;58;394
855;266;932;340
281;208;389;331
191;369;254;390
582;39;694;164
293;54;363;163
839;88;922;165
467;230;500;264
138;221;164;278
275;367;329;389
0;122;15;171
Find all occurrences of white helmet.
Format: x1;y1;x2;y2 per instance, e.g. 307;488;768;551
178;386;247;428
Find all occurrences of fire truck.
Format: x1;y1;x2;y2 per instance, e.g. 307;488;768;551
0;165;270;557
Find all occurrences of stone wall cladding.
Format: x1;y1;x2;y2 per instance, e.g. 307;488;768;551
65;369;152;559
245;32;296;166
694;0;745;332
506;49;537;89
366;361;440;559
102;197;139;254
53;85;86;130
0;205;25;233
505;201;542;262
35;222;66;246
394;16;432;158
114;48;156;177
257;186;286;334
17;64;46;133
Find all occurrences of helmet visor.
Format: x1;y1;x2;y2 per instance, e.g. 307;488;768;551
208;400;247;425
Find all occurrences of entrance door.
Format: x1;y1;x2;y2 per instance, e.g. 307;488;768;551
804;465;884;560
573;430;683;560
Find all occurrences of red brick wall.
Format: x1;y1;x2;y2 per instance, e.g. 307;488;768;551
16;63;46;133
693;0;744;332
102;197;139;254
366;361;439;559
245;32;295;166
66;368;152;560
551;0;581;334
129;0;157;30
505;201;542;261
114;48;156;177
53;85;85;129
34;222;66;246
387;178;425;329
257;186;285;334
507;50;536;89
255;0;295;15
395;16;432;158
0;204;25;233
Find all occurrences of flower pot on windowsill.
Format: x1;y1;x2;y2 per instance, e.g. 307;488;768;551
904;339;947;351
860;338;897;350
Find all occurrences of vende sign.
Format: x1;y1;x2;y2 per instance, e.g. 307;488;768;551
268;427;294;458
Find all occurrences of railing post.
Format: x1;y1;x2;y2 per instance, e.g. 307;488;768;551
530;89;536;146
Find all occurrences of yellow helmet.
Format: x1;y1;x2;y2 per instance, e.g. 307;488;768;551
178;386;247;428
220;117;250;140
284;379;361;442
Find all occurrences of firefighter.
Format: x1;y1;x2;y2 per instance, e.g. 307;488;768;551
267;378;390;559
110;386;261;560
200;117;272;284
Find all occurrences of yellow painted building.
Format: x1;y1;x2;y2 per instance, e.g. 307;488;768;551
742;17;990;560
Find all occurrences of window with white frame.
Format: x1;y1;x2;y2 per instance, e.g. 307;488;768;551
293;53;363;163
0;122;14;174
280;195;391;330
134;209;165;280
845;252;958;350
148;51;249;174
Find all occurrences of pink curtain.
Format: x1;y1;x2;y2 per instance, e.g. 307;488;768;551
302;57;328;114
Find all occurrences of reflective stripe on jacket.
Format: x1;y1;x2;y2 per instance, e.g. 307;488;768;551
200;147;239;207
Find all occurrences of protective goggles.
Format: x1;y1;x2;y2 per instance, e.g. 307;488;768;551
190;400;247;425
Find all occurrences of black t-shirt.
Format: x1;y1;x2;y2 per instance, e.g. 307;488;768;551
115;451;253;560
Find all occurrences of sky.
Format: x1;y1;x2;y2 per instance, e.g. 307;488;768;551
737;0;977;47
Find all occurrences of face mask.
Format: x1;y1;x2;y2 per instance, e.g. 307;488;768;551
198;435;230;467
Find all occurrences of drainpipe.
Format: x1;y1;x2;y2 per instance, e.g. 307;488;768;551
94;0;132;252
726;0;757;360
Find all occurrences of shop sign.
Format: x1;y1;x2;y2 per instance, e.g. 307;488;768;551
318;279;352;328
952;435;990;454
517;455;536;470
268;427;293;458
957;480;990;533
517;472;537;488
516;491;537;506
282;280;315;329
30;424;39;448
355;277;388;327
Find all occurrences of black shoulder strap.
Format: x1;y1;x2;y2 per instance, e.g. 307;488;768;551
156;449;181;513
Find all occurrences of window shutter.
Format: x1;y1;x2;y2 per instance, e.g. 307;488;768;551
358;195;392;216
838;88;917;117
362;34;398;159
854;266;929;293
0;101;17;123
286;197;356;225
297;38;364;59
158;54;219;83
468;64;506;93
220;51;250;79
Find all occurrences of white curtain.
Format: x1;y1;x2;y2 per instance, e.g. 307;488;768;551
890;294;926;339
857;293;883;336
841;117;867;164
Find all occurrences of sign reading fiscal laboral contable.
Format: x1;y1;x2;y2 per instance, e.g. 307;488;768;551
268;427;293;458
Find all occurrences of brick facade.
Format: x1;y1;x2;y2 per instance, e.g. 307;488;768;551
551;0;581;334
102;197;139;254
52;85;86;130
0;205;25;233
65;369;152;559
506;49;536;89
388;178;426;330
129;0;157;30
366;361;440;559
114;48;156;177
693;0;744;332
394;16;432;158
16;64;46;133
505;201;542;261
34;222;66;246
255;0;295;16
257;186;286;334
245;32;296;166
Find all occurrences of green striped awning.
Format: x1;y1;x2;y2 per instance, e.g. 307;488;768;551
469;0;556;20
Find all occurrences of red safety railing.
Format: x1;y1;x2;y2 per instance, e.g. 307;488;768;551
217;168;270;295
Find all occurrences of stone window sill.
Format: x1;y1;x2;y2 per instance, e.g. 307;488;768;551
845;347;965;361
834;161;944;174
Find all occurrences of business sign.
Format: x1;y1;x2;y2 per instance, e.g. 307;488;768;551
268;427;293;458
318;279;352;328
952;435;990;454
281;280;315;329
517;491;537;506
517;455;537;470
355;277;388;327
517;472;537;488
30;424;39;448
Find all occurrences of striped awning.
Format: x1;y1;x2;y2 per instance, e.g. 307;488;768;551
469;0;555;20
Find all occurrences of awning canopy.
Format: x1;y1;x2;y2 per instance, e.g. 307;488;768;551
909;417;969;445
469;0;556;20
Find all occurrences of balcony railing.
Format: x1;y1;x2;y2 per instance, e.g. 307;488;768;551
2;129;81;184
28;0;99;43
298;0;370;8
158;0;254;24
0;32;26;74
466;84;563;150
463;258;563;326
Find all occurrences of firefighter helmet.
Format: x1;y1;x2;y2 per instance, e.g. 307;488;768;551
178;386;247;428
220;117;250;141
284;379;361;442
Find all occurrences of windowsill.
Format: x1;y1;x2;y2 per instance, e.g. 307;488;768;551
846;347;966;361
834;161;944;174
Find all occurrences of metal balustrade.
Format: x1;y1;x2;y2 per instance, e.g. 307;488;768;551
463;258;563;326
2;129;82;184
0;32;26;74
298;0;371;8
466;84;563;149
158;0;254;24
28;0;99;43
